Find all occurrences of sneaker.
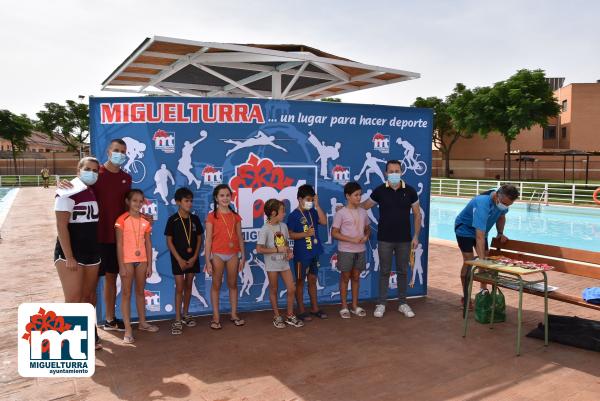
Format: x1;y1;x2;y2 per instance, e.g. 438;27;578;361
103;318;125;331
285;315;305;328
398;303;415;318
273;315;286;329
374;304;386;318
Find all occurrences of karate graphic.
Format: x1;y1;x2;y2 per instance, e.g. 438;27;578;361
307;131;341;180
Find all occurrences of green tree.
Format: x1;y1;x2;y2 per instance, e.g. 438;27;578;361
0;110;34;175
465;69;560;179
414;84;474;177
320;97;341;102
36;100;89;154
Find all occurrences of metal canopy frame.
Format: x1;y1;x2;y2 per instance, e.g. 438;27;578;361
506;150;600;184
101;36;420;100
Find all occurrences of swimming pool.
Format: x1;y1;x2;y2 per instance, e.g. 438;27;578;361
0;188;19;229
429;196;600;252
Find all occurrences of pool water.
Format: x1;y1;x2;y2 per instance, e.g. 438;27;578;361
0;188;19;228
429;196;600;252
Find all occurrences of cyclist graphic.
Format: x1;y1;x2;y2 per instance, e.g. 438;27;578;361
396;137;427;176
122;137;147;183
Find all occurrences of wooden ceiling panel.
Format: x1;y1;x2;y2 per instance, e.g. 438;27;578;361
147;41;203;55
114;76;151;83
124;66;161;75
134;55;175;66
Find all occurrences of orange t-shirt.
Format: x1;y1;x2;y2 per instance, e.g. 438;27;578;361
115;212;152;263
206;211;242;255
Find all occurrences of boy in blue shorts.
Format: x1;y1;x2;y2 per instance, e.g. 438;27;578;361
287;184;328;321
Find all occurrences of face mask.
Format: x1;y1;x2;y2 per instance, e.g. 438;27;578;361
388;173;402;185
79;170;98;186
303;201;313;210
496;202;509;212
110;152;127;166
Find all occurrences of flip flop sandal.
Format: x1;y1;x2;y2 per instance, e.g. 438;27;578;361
339;308;351;319
310;310;328;319
138;323;159;332
296;312;313;322
230;317;246;326
182;315;197;327
123;335;135;344
171;321;183;335
210;321;222;330
351;307;366;317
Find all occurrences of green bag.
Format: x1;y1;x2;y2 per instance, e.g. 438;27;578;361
474;288;506;324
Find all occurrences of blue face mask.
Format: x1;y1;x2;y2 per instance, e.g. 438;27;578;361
388;173;402;185
110;152;127;166
497;202;509;212
80;170;98;186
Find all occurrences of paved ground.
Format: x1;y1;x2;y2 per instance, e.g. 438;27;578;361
1;188;599;401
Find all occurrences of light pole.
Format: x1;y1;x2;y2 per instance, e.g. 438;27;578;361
78;95;85;158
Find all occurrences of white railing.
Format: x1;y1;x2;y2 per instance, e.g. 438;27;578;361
0;175;75;187
432;178;599;206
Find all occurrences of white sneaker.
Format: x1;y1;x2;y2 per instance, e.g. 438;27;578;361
398;303;415;318
374;304;386;318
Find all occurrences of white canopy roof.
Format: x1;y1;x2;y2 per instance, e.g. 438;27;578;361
101;36;420;100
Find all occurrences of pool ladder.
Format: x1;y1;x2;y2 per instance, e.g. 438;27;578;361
527;190;548;212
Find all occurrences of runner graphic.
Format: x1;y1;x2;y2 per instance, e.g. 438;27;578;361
239;251;255;298
224;130;287;156
307;131;341;180
153;164;175;205
146;247;161;284
409;243;424;288
177;130;208;189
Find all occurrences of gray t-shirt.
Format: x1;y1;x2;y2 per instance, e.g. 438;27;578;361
257;222;290;271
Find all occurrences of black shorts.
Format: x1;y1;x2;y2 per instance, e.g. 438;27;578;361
54;241;101;266
171;256;200;276
99;243;119;276
455;235;489;254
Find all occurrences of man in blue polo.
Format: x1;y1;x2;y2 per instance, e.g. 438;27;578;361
455;184;519;313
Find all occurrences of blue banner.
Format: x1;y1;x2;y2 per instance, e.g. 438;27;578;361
90;97;433;320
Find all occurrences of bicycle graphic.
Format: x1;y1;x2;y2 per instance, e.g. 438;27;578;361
401;154;427;176
125;159;146;184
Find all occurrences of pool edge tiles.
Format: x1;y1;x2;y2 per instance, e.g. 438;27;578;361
0;188;19;231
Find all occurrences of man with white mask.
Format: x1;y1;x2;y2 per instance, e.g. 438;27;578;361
361;160;421;319
454;184;519;314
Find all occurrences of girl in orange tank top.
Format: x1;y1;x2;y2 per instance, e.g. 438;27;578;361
115;189;159;343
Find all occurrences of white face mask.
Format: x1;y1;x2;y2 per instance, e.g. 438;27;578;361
303;201;313;210
79;170;98;185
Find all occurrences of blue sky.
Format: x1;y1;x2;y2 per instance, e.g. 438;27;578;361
1;0;599;117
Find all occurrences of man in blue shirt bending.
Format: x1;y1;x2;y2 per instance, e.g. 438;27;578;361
455;184;519;312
